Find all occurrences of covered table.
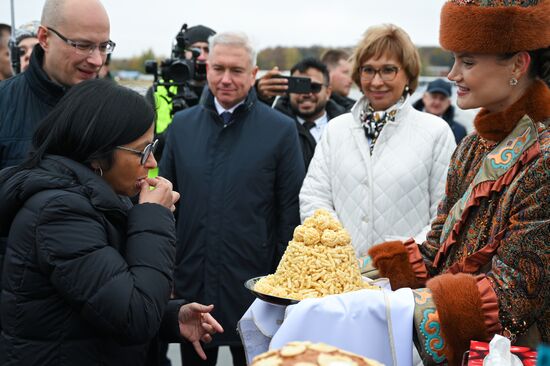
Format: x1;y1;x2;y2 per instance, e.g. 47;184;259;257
238;280;415;366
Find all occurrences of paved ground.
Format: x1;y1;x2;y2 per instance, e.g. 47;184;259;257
167;344;233;366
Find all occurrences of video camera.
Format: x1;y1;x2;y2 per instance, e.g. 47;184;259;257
145;23;206;114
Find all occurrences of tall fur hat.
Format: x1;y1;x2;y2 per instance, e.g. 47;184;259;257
440;0;550;53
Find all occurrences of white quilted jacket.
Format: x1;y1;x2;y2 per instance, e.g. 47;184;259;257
300;96;457;256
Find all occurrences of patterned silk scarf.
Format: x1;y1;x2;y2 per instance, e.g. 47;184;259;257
360;96;405;153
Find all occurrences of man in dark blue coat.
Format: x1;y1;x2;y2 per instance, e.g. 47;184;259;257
0;0;114;169
159;32;305;366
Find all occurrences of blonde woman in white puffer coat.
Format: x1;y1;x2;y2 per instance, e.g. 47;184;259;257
300;24;456;259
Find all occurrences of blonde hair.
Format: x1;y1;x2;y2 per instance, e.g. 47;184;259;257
350;24;420;94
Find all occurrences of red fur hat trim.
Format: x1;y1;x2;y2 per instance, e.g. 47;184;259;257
440;0;550;53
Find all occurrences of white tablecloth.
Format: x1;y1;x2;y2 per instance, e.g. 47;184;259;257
238;280;415;366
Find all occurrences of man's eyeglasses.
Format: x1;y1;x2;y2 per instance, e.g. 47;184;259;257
116;139;158;165
310;82;326;94
47;27;116;56
359;65;400;82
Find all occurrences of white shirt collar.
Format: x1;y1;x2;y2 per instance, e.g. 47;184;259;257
214;98;245;115
297;112;329;143
297;111;329;128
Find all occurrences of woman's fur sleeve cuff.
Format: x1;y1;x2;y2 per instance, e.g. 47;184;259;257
368;240;423;290
427;273;499;365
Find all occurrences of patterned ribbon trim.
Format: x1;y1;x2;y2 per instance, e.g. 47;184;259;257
413;288;447;364
434;115;540;267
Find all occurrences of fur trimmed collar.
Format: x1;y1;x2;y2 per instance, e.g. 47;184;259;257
474;80;550;142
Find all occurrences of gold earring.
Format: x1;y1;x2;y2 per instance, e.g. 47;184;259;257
510;78;518;86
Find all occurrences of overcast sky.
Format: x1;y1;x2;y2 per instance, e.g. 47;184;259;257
1;0;448;58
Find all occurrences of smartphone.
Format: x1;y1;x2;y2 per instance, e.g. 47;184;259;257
273;75;312;94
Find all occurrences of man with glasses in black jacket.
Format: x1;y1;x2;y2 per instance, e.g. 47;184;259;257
0;0;114;169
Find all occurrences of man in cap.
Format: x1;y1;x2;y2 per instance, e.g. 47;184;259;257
146;24;216;176
184;25;216;95
145;24;216;109
413;78;467;144
15;21;40;72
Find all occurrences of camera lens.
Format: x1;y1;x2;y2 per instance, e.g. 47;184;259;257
166;60;192;83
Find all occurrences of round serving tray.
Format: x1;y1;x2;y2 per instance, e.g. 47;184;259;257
244;276;300;306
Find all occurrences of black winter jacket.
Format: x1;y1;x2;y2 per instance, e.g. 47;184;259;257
273;95;346;170
159;88;305;346
0;45;66;169
0;155;179;366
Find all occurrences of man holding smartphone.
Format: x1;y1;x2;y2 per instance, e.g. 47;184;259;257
256;57;346;169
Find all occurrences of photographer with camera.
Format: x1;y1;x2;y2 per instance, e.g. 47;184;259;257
145;24;215;177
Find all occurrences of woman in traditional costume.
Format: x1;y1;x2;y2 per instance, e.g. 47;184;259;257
368;1;550;365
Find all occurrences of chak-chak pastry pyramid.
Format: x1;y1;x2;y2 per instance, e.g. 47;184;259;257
254;209;377;300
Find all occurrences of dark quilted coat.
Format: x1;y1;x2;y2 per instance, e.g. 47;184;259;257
0;155;177;365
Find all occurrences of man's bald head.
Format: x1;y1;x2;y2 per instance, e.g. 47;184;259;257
41;0;109;30
41;0;64;28
38;0;111;87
